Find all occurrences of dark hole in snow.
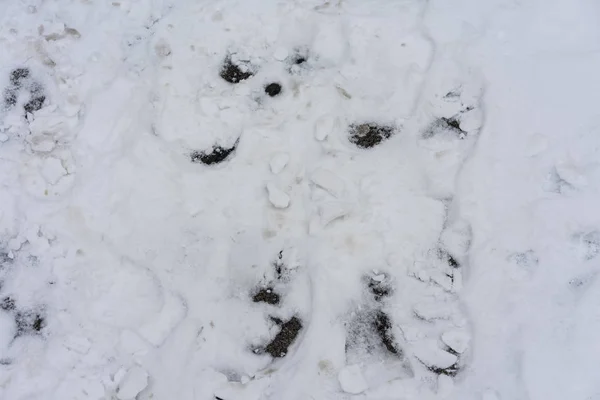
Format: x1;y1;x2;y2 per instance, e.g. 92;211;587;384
190;140;238;165
24;95;45;114
427;362;460;377
10;68;30;87
252;287;280;305
3;88;17;108
215;397;225;400
265;83;282;97
263;316;303;358
1;297;15;311
372;310;400;356
15;311;45;337
348;123;395;149
220;58;254;84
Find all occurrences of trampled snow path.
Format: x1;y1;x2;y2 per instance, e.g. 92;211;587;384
1;0;600;400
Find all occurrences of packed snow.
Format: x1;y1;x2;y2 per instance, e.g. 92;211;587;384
1;0;599;399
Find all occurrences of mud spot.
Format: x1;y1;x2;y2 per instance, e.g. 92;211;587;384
10;68;30;87
15;310;45;337
190;140;238;165
293;55;306;65
1;297;15;311
372;310;400;355
423;117;466;139
273;250;285;280
348;123;395;149
365;274;393;302
220;57;254;84
265;82;282;97
346;309;402;357
252;287;280;305
263;316;303;358
438;249;460;268
24;95;46;114
3;88;17;107
427;362;460;377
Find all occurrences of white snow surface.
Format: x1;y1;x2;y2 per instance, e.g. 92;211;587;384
0;0;599;399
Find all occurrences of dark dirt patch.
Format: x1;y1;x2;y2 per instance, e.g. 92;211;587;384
24;95;46;114
265;82;282;97
293;55;306;65
427;362;460;377
442;117;463;132
346;309;402;357
438;248;460;268
190;140;238;165
372;310;400;356
273;250;285;280
1;297;15;311
348;123;395;149
365;274;393;302
252;287;280;305
3;88;17;108
10;68;30;87
263;316;303;358
220;58;254;84
423;117;466;139
15;310;45;337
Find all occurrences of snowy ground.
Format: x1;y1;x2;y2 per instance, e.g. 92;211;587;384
1;0;599;399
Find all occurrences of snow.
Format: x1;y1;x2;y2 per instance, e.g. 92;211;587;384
441;330;470;354
40;157;67;184
266;182;290;209
116;366;149;400
269;152;289;175
0;0;599;399
413;340;458;369
310;168;346;198
338;364;369;394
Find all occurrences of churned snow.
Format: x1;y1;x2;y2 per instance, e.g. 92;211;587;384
0;0;599;399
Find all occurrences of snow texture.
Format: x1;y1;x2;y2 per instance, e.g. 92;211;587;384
0;0;598;399
338;364;369;394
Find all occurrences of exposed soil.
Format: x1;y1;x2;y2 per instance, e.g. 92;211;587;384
427;362;460;377
220;58;254;84
423;117;466;139
1;297;15;311
348;123;395;149
10;68;30;87
438;248;460;268
190;140;238;165
366;275;393;302
372;310;401;356
263;316;303;358
15;310;45;337
3;88;17;107
252;287;280;305
265;82;282;97
24;95;46;114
